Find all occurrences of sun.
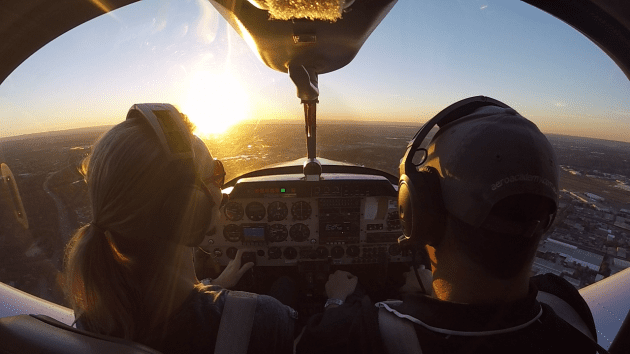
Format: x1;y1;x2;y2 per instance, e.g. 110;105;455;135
180;71;249;135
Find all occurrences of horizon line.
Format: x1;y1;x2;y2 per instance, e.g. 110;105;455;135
1;120;629;145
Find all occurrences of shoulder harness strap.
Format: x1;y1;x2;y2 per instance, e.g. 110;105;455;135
214;291;258;354
537;291;609;354
537;291;594;340
377;301;422;354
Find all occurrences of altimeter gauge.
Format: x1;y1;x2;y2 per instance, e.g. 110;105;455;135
291;201;312;220
268;201;288;221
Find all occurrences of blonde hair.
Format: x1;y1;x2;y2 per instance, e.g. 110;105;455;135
64;119;197;341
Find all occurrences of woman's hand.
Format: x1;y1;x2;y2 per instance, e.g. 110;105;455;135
325;270;358;301
211;249;255;289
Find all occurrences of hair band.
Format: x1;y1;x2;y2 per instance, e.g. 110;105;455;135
90;222;107;235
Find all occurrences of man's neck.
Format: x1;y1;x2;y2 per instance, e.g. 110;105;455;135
426;244;530;304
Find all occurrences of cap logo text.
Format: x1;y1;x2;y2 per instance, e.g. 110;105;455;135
491;174;557;195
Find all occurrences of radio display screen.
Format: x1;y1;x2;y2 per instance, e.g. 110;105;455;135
319;198;360;244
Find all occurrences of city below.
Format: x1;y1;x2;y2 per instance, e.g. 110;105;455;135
0;123;629;307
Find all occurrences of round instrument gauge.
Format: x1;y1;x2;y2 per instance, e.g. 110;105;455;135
267;201;288;221
331;246;345;259
268;246;282;260
245;202;266;221
224;202;244;221
267;224;288;243
283;247;297;260
388;243;401;256
291;201;312;220
316;246;329;259
347;245;360;258
223;224;242;242
289;223;310;242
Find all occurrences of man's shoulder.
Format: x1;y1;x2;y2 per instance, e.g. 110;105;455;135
531;274;597;342
532;273;580;296
531;275;594;324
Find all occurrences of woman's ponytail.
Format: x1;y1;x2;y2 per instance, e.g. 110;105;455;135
64;223;143;339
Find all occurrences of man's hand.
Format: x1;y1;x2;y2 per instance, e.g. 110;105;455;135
325;270;358;301
211;249;255;289
399;265;433;295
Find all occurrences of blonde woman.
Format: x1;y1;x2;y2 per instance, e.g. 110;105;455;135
64;104;295;353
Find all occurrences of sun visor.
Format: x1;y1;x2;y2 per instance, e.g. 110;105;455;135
209;0;397;74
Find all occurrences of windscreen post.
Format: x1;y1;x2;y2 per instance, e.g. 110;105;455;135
289;65;322;181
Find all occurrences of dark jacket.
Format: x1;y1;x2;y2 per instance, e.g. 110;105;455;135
296;274;597;354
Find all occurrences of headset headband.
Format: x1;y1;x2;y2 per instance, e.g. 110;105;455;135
126;103;194;162
125;103;222;246
399;96;510;177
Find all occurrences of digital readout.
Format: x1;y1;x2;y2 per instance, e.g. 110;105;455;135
324;223;351;232
243;227;265;242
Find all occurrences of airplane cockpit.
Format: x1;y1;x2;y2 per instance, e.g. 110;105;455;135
191;0;411;315
1;0;630;353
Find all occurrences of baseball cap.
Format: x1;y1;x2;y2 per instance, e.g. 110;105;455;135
424;105;559;228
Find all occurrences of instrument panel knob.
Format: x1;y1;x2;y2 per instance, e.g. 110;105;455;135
226;247;238;260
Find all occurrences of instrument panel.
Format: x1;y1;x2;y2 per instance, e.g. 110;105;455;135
202;173;411;267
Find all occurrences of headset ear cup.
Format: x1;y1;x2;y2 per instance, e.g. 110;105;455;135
398;174;418;239
177;187;215;247
398;167;447;248
417;166;448;246
157;186;214;246
184;187;215;246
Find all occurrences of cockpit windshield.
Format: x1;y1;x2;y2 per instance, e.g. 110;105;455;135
1;0;629;311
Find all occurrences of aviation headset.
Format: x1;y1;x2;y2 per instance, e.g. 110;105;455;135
126;103;220;247
397;96;512;249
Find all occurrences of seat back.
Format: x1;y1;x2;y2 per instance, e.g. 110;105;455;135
0;314;162;354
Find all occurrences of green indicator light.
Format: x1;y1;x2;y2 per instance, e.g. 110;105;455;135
281;188;286;193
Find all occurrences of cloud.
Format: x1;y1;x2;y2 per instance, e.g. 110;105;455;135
480;5;488;10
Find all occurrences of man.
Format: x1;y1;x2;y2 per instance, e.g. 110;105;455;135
296;97;599;354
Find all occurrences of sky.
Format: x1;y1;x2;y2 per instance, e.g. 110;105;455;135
1;0;629;142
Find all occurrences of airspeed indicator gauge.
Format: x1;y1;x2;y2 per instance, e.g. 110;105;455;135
224;202;244;221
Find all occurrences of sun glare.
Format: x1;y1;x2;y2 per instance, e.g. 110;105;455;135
181;71;249;135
